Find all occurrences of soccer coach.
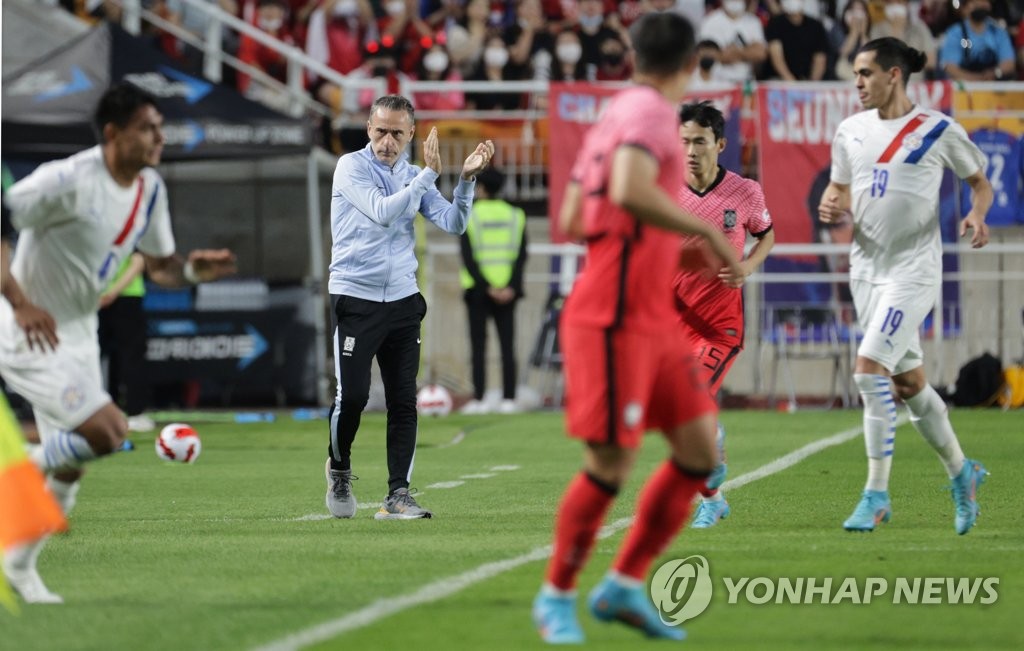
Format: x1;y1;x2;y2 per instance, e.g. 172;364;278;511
324;95;494;521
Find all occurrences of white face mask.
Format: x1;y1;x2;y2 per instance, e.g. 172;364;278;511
333;0;358;17
556;42;582;64
423;51;449;73
484;47;509;68
724;0;746;15
259;17;283;32
781;0;804;14
884;4;909;20
846;8;866;24
578;14;603;30
386;0;406;17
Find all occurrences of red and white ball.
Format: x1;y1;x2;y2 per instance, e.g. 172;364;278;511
156;423;202;463
416;384;453;417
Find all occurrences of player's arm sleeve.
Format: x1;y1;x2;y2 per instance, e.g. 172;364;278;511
940;122;987;180
748;184;774;237
5;160;76;231
420;176;475;235
335;155;434;228
829;127;852;184
135;178;177;258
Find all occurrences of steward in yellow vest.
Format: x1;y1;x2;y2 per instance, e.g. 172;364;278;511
458;168;528;414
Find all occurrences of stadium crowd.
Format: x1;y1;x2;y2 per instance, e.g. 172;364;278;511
52;1;1024;113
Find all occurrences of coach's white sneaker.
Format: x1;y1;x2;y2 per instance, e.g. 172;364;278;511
2;544;63;604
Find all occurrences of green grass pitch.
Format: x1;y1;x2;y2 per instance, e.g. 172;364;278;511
4;408;1022;650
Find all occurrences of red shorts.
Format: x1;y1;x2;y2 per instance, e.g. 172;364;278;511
561;323;716;448
685;331;743;397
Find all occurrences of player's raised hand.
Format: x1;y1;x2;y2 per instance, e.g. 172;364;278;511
462;140;495;180
188;249;237;282
960;212;989;248
423;127;441;174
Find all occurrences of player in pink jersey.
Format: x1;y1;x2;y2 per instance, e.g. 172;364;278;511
818;38;991;535
673;101;775;529
532;13;744;645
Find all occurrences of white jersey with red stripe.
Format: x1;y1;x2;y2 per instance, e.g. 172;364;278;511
3;146;175;343
830;107;985;284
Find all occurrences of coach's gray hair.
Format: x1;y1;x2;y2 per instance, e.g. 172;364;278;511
369;95;415;122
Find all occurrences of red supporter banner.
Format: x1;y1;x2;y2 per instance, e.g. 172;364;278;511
547;82;744;243
756;81;952;246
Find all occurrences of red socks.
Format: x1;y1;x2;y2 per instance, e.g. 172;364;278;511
613;461;706;581
544;472;617;590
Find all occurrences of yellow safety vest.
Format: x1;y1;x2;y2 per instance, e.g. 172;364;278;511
460;200;526;290
105;255;145;298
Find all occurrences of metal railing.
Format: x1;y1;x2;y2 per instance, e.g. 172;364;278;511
114;0;384;119
421;240;1024;405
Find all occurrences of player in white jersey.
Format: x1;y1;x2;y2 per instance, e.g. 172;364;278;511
0;84;236;603
818;38;992;535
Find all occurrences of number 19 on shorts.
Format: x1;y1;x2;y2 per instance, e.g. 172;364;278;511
881;306;903;335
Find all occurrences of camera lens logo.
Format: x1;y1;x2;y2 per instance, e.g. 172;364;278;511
649;555;713;626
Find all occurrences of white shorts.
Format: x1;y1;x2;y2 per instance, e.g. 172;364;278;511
851;279;937;375
0;313;110;432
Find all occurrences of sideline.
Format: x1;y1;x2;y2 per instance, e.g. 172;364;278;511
252;417;900;651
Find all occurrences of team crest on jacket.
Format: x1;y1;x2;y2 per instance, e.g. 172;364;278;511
723;209;737;231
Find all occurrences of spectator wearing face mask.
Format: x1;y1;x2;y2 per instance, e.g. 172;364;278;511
342;38;414;116
939;0;1015;81
447;0;491;76
413;41;466;111
572;0;621;69
699;0;768;83
871;0;938;76
504;0;557;81
830;0;872;80
689;39;727;89
238;0;295;97
466;35;526;111
593;33;632;81
305;0;375;111
374;0;435;74
550;29;587;81
764;0;829;80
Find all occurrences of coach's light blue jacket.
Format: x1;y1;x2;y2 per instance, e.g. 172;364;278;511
329;143;475;302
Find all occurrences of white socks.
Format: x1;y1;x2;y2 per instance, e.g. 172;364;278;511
904;384;965;478
31;427;97;473
855;373;896;492
47;477;80;516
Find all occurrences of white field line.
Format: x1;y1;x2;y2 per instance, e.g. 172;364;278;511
254;418;895;651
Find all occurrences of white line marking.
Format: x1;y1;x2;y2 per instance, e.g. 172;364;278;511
489;465;520;472
438;431;466;449
255;418;887;651
292;514;332;522
426;481;465;489
459;473;496;479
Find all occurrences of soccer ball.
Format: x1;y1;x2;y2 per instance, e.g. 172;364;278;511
416;384;453;417
155;423;202;463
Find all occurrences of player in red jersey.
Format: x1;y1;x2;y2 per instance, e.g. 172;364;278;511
532;13;745;645
673;100;775;529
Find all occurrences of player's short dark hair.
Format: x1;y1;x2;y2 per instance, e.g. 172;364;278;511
858;37;927;85
679;100;725;142
93;83;159;140
369;95;415;123
629;12;696;77
696;39;721;52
